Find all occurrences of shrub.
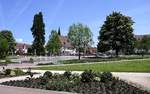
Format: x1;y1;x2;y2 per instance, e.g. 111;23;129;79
29;58;34;63
63;71;72;79
26;68;33;78
5;69;11;75
39;77;49;85
43;71;52;78
81;70;94;83
46;80;74;91
6;58;11;63
26;67;31;74
14;68;24;76
100;72;113;82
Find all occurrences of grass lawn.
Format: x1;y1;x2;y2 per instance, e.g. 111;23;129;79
34;59;150;72
59;55;150;64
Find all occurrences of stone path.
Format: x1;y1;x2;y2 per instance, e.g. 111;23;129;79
0;85;74;94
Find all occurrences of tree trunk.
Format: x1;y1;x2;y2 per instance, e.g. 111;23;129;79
78;48;81;60
115;49;119;58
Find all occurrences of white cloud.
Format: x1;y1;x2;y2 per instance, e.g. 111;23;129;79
16;38;23;43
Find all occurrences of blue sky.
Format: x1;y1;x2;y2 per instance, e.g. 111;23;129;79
0;0;150;46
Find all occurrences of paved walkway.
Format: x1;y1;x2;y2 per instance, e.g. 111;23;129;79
113;72;150;92
0;85;74;94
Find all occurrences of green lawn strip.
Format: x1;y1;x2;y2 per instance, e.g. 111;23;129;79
59;56;150;64
34;59;150;72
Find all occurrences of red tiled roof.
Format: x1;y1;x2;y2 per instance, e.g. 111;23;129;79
15;43;31;49
59;36;73;48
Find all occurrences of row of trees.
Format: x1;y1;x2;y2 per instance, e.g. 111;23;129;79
0;30;16;59
30;12;93;59
30;11;149;59
1;12;149;59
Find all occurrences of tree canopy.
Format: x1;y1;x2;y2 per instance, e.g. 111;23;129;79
0;34;8;59
31;12;45;55
58;27;61;36
0;30;16;54
46;30;61;55
135;36;150;55
68;23;93;60
97;12;135;56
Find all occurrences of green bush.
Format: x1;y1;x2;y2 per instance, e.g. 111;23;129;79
46;80;74;91
5;69;11;75
43;71;52;78
100;72;113;82
29;58;34;63
14;68;24;76
81;70;94;83
63;71;72;79
5;58;11;64
39;76;49;85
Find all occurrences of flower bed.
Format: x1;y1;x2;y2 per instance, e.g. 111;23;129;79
1;70;149;94
0;68;37;79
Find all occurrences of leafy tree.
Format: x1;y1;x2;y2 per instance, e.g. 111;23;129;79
0;30;16;55
58;27;61;36
27;47;33;55
97;12;134;57
46;30;61;55
0;34;8;59
31;12;45;55
135;36;150;56
68;23;93;60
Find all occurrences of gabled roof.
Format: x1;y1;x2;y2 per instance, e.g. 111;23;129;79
59;36;73;48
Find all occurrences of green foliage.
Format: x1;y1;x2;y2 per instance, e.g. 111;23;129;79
5;58;11;64
46;79;75;91
0;30;16;55
0;35;8;59
81;70;94;83
14;68;25;76
100;72;113;82
58;27;61;36
46;30;61;55
34;59;150;72
135;36;150;55
39;76;49;85
29;58;34;63
5;69;11;75
63;71;72;79
2;71;149;94
97;12;134;56
31;12;45;55
68;23;93;59
43;71;53;78
27;47;34;55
